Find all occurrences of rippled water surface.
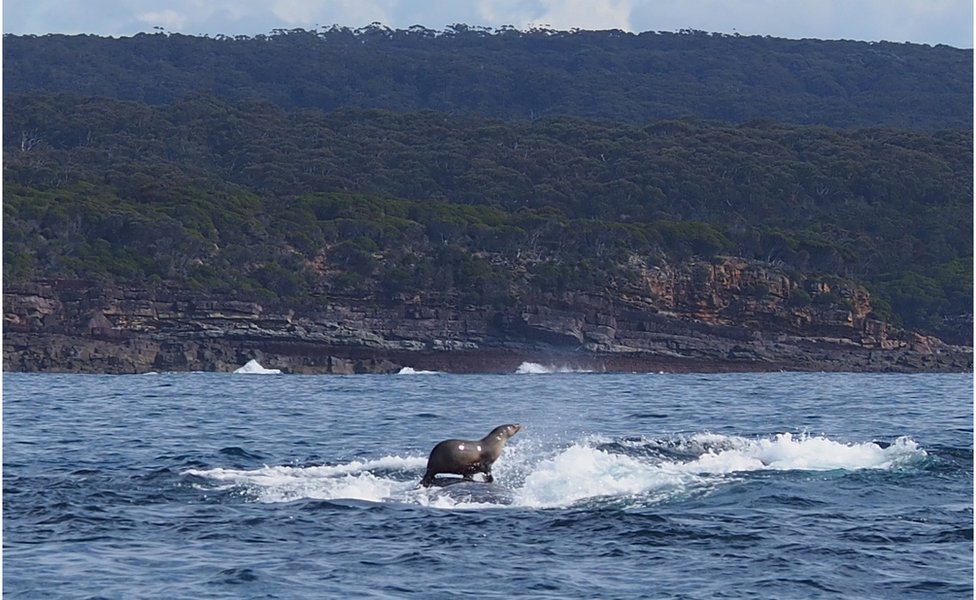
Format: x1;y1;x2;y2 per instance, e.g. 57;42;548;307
3;369;972;599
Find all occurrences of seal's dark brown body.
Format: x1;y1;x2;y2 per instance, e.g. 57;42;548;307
419;424;521;487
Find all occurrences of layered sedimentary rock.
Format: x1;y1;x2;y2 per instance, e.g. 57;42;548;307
3;259;971;374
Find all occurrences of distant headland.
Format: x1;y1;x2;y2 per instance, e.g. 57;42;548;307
3;29;971;373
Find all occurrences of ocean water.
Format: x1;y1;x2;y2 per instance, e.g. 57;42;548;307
3;367;972;599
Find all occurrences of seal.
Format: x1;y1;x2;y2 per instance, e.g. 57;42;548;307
419;423;522;487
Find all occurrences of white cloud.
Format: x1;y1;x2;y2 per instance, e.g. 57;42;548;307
187;0;253;23
1;0;971;46
630;0;972;46
271;0;323;25
535;0;633;31
137;9;187;30
475;0;539;28
271;0;395;28
474;0;634;31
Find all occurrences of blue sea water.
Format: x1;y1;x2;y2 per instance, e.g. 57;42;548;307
3;368;972;599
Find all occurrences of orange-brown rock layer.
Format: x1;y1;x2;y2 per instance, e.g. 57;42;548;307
4;259;971;374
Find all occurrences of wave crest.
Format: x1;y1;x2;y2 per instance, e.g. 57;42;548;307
183;433;926;509
514;362;593;374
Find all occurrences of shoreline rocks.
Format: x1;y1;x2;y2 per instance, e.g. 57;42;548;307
3;273;971;374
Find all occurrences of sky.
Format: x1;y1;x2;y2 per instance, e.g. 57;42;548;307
2;0;973;48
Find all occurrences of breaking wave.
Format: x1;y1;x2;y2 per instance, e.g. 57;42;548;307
396;367;442;375
514;361;594;374
233;359;282;374
184;433;926;510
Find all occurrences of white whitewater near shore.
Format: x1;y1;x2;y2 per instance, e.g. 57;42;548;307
397;367;441;375
233;359;282;374
184;432;925;510
514;361;593;374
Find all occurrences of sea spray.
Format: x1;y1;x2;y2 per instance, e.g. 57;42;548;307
233;359;282;374
185;456;427;503
184;432;926;509
515;443;696;508
670;432;926;474
397;367;442;375
515;362;593;374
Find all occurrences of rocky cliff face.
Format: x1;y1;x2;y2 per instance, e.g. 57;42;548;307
3;258;970;374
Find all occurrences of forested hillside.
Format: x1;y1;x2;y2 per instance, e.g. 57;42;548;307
4;92;971;338
3;26;972;129
2;29;973;352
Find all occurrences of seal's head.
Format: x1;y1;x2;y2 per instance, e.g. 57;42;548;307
487;423;522;442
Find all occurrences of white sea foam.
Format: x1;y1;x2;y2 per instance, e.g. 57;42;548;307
233;359;282;374
396;367;441;375
515;433;924;508
185;455;426;503
677;432;924;473
184;433;925;509
515;443;697;508
514;361;592;374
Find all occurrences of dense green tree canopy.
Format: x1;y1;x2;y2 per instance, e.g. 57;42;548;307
3;27;971;129
4;93;971;338
2;29;972;344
